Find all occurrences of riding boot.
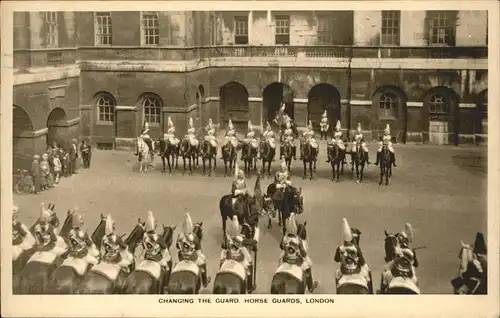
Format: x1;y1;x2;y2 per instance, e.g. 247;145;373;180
375;152;380;165
366;152;372;164
280;146;284;159
299;145;303;160
391;152;397;167
200;264;210;287
305;268;316;293
246;266;256;293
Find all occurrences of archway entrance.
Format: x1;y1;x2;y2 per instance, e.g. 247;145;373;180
307;84;340;130
423;87;460;145
13;105;35;169
219;82;249;131
263;82;294;125
46;107;67;147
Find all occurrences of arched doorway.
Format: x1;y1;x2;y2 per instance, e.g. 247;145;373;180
13;105;35;169
263;82;295;124
219;82;249;131
195;92;202;128
46;108;67;147
422;86;460;145
307;84;341;130
372;85;408;143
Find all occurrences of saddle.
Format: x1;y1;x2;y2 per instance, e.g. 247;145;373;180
171;260;200;276
91;261;123;282
275;262;303;282
219;259;247;282
61;256;90;277
336;268;370;289
28;250;57;265
387;276;420;294
136;259;163;281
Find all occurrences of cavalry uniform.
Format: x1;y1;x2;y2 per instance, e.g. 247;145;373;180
176;212;210;287
221;120;238;159
320;110;329;139
141;211;172;273
260;121;276;160
33;203;66;256
165;117;180;146
351;123;371;164
12;205;36;261
244;121;259;148
100;214;134;274
275;158;292;189
300;121;319;160
136;122;154;156
40;153;50;190
334;218;372;290
375;124;396;167
280;120;297;160
231;164;248;205
67;211;99;266
185;117;200;147
279;213;317;293
204;118;218;148
220;216;257;292
326;120;346;163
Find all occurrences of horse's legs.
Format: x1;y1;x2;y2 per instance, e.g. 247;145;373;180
360;164;365;183
188;157;193;175
267;161;272;179
385;166;389;186
303;160;307;179
278;208;282;226
309;161;314;180
379;165;384;185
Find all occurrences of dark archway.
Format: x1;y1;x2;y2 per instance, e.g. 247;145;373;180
46;107;67;147
372;85;408;144
476;89;487;135
307;83;341;130
198;85;206;100
422;86;460;145
219;81;249;131
13;105;35;170
263;82;295;125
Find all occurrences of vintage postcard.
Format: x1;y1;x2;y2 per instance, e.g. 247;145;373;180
1;0;499;317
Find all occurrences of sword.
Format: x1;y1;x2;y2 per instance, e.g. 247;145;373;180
253;245;258;288
413;246;427;250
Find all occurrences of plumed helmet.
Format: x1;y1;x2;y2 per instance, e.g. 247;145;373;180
286;213;297;236
228;120;234;131
42;153;49;160
336;120;342;132
384;124;391;135
189;117;194;128
145;210;156;233
72;210;84;229
285;119;291;128
229;215;240;238
473;232;487;255
144;122;149;129
182;211;194;235
248;121;253;131
280;103;286;113
341;217;353;242
208;118;213;129
266;121;271;130
357;122;362;133
167;117;173;128
308;121;313;130
33;154;40;160
105;214;114;236
322;110;327;118
280;158;287;172
403;223;413;244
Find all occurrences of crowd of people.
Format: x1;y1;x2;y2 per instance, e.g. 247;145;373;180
28;139;92;194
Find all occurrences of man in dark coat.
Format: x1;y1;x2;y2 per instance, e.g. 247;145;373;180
30;154;41;194
68;138;78;175
80;139;92;169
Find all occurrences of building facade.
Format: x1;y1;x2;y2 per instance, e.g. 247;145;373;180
13;10;488;163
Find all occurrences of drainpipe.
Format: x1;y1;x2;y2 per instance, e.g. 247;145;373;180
346;46;353;140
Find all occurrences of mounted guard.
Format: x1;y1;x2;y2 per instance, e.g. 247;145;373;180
281;118;297;160
176;212;210;288
100;214;134;275
260;121;276;160
300;121;318;160
326;120;346;163
185;117;200;148
165;117;180;147
334;218;373;293
204;118;218;148
33;203;67;257
231;164;248;205
135;122;155;156
275;158;292;189
140;211;172;280
242;120;259;159
351;122;371;164
451;233;487;294
319;110;329;140
376;124;396;167
219;216;257;293
66;210;99;266
279;213;317;293
12;205;36;261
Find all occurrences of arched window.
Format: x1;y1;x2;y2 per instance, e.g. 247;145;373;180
143;95;162;124
429;94;449;114
96;94;115;123
379;92;398;118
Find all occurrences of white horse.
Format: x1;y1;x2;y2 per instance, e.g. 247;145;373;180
137;137;155;173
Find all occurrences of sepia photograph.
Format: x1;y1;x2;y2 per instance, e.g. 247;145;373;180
1;1;499;317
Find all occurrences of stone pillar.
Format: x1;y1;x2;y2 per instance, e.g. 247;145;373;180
248;11;253;43
115;106;139;150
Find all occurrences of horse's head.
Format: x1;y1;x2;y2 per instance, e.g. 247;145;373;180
384;230;399;262
296;220;307;241
351;228;362;246
193;222;204;242
125;218;146;253
261;194;276;218
459;241;474;275
60;209;73;237
91;213;107;249
161;224;177;249
240;223;253;240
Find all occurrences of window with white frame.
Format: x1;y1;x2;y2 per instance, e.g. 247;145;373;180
275;16;290;45
317;15;334;45
428;11;456;46
429;94;449;114
379;92;398;118
142;12;160;46
96;94;115;123
381;11;400;46
143;96;162;124
44;12;58;47
234;16;248;45
95;12;112;46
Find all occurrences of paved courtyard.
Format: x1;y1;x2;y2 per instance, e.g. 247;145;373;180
13;140;487;294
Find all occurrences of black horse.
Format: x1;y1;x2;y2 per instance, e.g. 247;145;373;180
122;225;176;294
351;144;369;183
241;142;258;175
179;138;199;175
158;139;179;174
266;183;304;235
221;141;241;177
48;213;107;294
281;142;294;172
259;139;276;179
75;220;145;294
378;145;393;186
200;140;217;176
301;142;318;180
451;243;487;295
270;221;310;294
327;143;346;182
167;223;208;294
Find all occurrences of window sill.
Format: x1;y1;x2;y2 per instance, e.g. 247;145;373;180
96;121;114;126
378;116;397;121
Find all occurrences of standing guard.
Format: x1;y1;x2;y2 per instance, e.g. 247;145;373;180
141;211;172;281
12;205;36;260
275;158;292;189
67;210;99;266
176;212;210;287
280;119;297;160
260;121;276;160
351;123;371;164
100;214;134;274
220;215;257;293
186;117;200;147
326;120;346;163
204;118;219;148
320;110;330;140
375;124;396;167
165;117;180;146
300;121;318;160
231;164;248;205
279;213;318;293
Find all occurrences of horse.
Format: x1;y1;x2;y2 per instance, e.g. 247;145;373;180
122;225;176;294
266;183;304;235
270;221;310;294
301;142;318;180
200;140;217;177
48;214;107;294
16;210;73;294
450;242;487;295
351;144;368;183
158;138;179;174
75;220;145;294
137;137;155;173
335;240;374;294
259;139;276;179
328;143;346;182
281;142;294;172
378;145;393;186
241;142;258;175
221;141;241;177
167;223;208;294
179;138;199;176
